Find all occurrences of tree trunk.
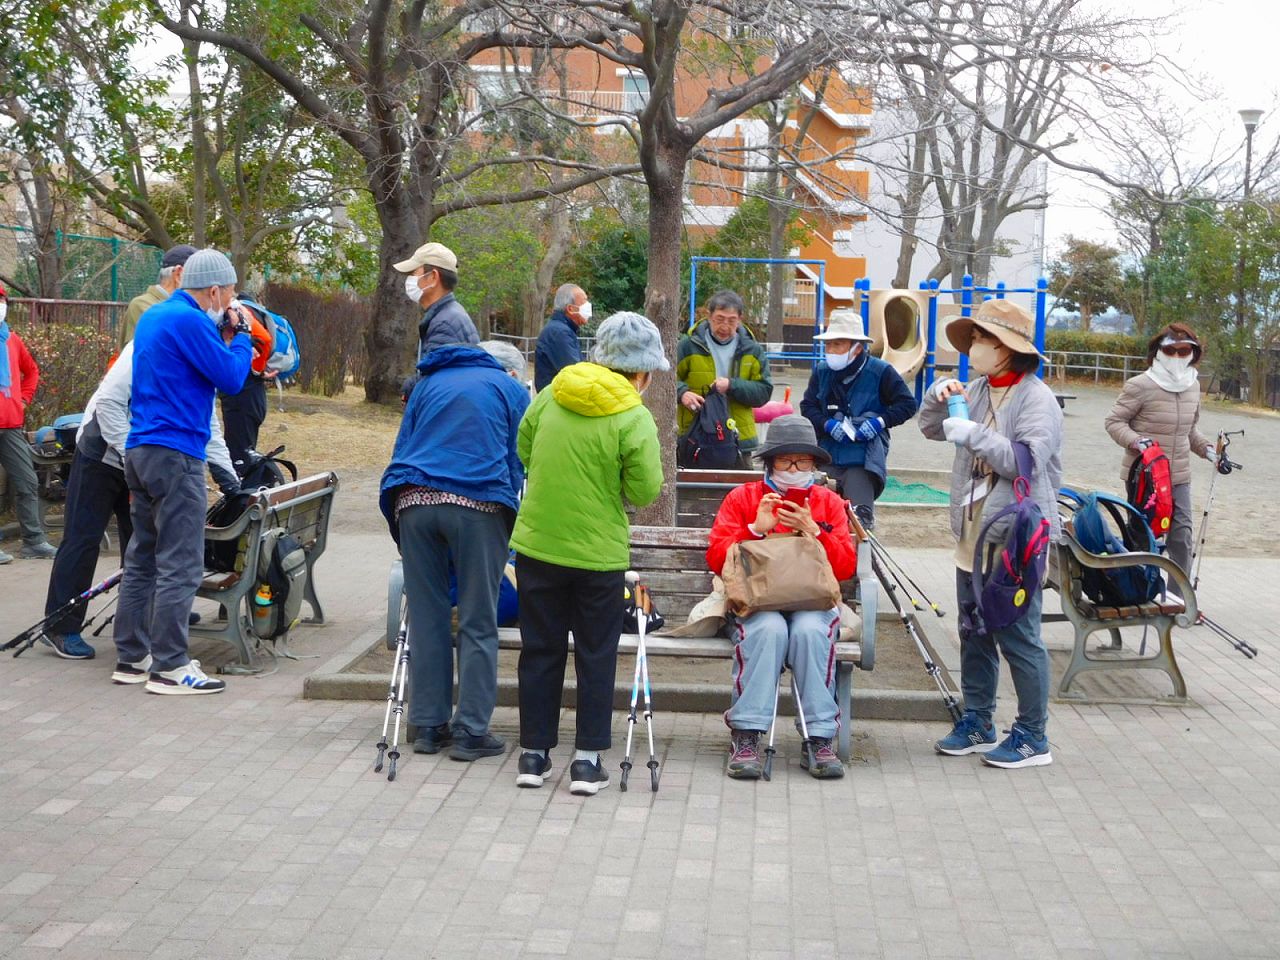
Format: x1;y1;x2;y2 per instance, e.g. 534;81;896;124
522;199;573;340
1079;304;1092;332
635;146;686;526
183;31;207;247
891;132;928;289
363;191;421;404
766;184;787;346
29;164;62;299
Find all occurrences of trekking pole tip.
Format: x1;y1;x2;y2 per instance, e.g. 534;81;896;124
648;760;660;792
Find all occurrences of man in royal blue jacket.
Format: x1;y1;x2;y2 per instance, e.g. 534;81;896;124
111;249;253;695
534;283;590;392
380;342;530;762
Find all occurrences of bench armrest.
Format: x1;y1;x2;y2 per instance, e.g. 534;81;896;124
849;510;876;671
1058;537;1199;627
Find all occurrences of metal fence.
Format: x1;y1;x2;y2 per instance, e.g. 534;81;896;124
0;225;161;303
7;297;127;340
1042;350;1145;384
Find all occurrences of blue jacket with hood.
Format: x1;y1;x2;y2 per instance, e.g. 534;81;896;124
380;345;530;543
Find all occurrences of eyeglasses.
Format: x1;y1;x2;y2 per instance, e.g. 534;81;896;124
774;456;816;470
1160;344;1195;358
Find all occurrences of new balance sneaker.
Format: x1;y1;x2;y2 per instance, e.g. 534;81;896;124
111;655;153;685
726;729;763;780
981;725;1052;769
800;737;845;779
569;755;610;796
449;730;506;762
41;633;96;660
412;723;453;755
144;659;226;695
516;751;553;788
935;712;998;756
0;547;13;565
18;541;57;560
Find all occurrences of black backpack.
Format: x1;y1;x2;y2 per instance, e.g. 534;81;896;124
677;390;739;468
204;447;297;573
236;445;298;488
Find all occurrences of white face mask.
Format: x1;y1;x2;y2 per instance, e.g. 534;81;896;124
578;300;593;322
825;348;855;372
404;273;423;304
968;341;1006;377
205;289;224;323
0;302;7;323
771;468;814;490
1155;352;1192;376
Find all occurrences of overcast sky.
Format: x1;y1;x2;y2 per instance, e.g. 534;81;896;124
1045;0;1277;251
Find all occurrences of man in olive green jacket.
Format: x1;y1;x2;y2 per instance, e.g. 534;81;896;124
510;311;665;797
117;245;196;350
676;289;772;463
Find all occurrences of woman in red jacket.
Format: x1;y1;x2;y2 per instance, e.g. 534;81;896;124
707;415;856;780
0;284;56;563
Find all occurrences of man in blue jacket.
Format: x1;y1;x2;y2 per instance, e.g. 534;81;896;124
800;308;918;529
380;341;530;762
393;242;479;364
111;249;253;695
534;283;590;391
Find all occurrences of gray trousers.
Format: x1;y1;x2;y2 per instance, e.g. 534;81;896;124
831;465;877;527
1165;482;1194;598
0;427;45;545
399;503;509;736
114;445;207;671
726;608;842;738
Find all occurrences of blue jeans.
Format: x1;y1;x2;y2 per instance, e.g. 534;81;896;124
726;608;841;738
399;503;509;736
956;568;1049;740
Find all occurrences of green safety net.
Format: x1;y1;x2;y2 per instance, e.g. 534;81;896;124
0;225;161;302
878;476;950;505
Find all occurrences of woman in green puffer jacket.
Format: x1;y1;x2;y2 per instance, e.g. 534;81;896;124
510;311;666;797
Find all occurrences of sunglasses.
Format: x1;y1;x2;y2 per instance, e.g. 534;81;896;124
1160;344;1195;358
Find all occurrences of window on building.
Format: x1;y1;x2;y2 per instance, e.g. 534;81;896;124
622;74;650;113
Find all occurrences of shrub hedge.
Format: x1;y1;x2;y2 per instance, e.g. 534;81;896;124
262;283;371;397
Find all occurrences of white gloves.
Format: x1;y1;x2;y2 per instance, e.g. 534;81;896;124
932;378;962;402
942;417;979;446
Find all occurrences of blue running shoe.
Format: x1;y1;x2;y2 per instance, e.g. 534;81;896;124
934;712;997;756
981;725;1052;769
41;633;96;660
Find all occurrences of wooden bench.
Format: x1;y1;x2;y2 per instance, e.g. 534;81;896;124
1044;529;1198;702
194;472;339;666
385;522;878;762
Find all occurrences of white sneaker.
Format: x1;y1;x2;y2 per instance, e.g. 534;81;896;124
144;659;226;695
111;655;154;685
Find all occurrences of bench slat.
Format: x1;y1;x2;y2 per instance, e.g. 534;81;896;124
494;626;861;663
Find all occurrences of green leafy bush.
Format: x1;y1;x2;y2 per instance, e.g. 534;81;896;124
14;322;114;428
1044;330;1147;379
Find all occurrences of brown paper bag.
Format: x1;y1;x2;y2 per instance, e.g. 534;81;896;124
721;533;842;617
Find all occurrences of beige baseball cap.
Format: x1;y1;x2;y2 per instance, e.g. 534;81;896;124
393;242;458;274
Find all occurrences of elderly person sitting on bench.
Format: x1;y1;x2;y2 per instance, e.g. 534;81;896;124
706;415;857;780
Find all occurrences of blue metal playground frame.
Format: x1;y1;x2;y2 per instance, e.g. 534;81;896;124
687;256;827;363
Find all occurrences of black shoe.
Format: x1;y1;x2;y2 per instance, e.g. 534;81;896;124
188;611;202;626
412;723;453;755
449;730;506;761
516;751;552;788
569;755;610;796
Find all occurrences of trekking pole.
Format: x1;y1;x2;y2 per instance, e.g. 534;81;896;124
4;569;124;657
637;583;661;792
790;669;816;772
620;573;643;791
1190;430;1244;591
1198;612;1258;659
869;533;944;617
872;552;964;724
375;619;411;781
762;670;782;781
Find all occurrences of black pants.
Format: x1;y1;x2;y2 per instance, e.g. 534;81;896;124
221;376;267;471
44;452;132;634
515;554;624;752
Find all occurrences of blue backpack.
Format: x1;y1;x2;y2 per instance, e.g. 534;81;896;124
238;295;302;382
966;442;1052;637
1060;488;1163;606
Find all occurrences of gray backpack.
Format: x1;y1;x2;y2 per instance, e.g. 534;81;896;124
252;529;308;640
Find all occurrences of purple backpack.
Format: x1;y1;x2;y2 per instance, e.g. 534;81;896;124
968;442;1051;636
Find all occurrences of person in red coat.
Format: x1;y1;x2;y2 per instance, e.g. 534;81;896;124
707;414;856;780
0;284;56;563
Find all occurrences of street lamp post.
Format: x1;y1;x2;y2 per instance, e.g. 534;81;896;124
1236;108;1264;333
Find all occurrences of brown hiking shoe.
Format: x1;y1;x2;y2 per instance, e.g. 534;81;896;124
801;737;844;779
727;730;763;779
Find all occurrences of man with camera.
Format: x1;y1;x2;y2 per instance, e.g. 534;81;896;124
110;249;253;695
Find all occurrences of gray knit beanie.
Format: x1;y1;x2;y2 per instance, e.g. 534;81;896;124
179;249;237;290
590;311;670;373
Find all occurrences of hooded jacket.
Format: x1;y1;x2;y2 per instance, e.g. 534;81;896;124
0;327;38;429
1105;372;1210;487
510;362;663;571
676;321;772;449
534;309;582;392
380;345;530;544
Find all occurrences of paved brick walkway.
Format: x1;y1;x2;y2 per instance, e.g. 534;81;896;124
1;535;1279;959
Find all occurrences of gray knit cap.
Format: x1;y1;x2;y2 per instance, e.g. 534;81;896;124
179;249;237;290
590;311;670;373
479;340;527;379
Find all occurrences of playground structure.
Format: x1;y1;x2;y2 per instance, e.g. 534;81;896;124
687;256;1049;405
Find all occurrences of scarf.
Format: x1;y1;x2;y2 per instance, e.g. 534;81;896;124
0;321;11;398
1145;356;1198;393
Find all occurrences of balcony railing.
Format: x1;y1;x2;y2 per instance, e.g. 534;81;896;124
464;88;647;119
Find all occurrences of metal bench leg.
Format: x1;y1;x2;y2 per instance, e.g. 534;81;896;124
302;553;325;624
836;662;852;762
1058;619;1188;702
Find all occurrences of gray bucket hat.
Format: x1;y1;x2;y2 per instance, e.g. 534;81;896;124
753;414;831;465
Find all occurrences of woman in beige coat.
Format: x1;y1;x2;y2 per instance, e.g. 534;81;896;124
1104;323;1213;595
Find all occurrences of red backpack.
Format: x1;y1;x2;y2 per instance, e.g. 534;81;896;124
1126;440;1174;539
